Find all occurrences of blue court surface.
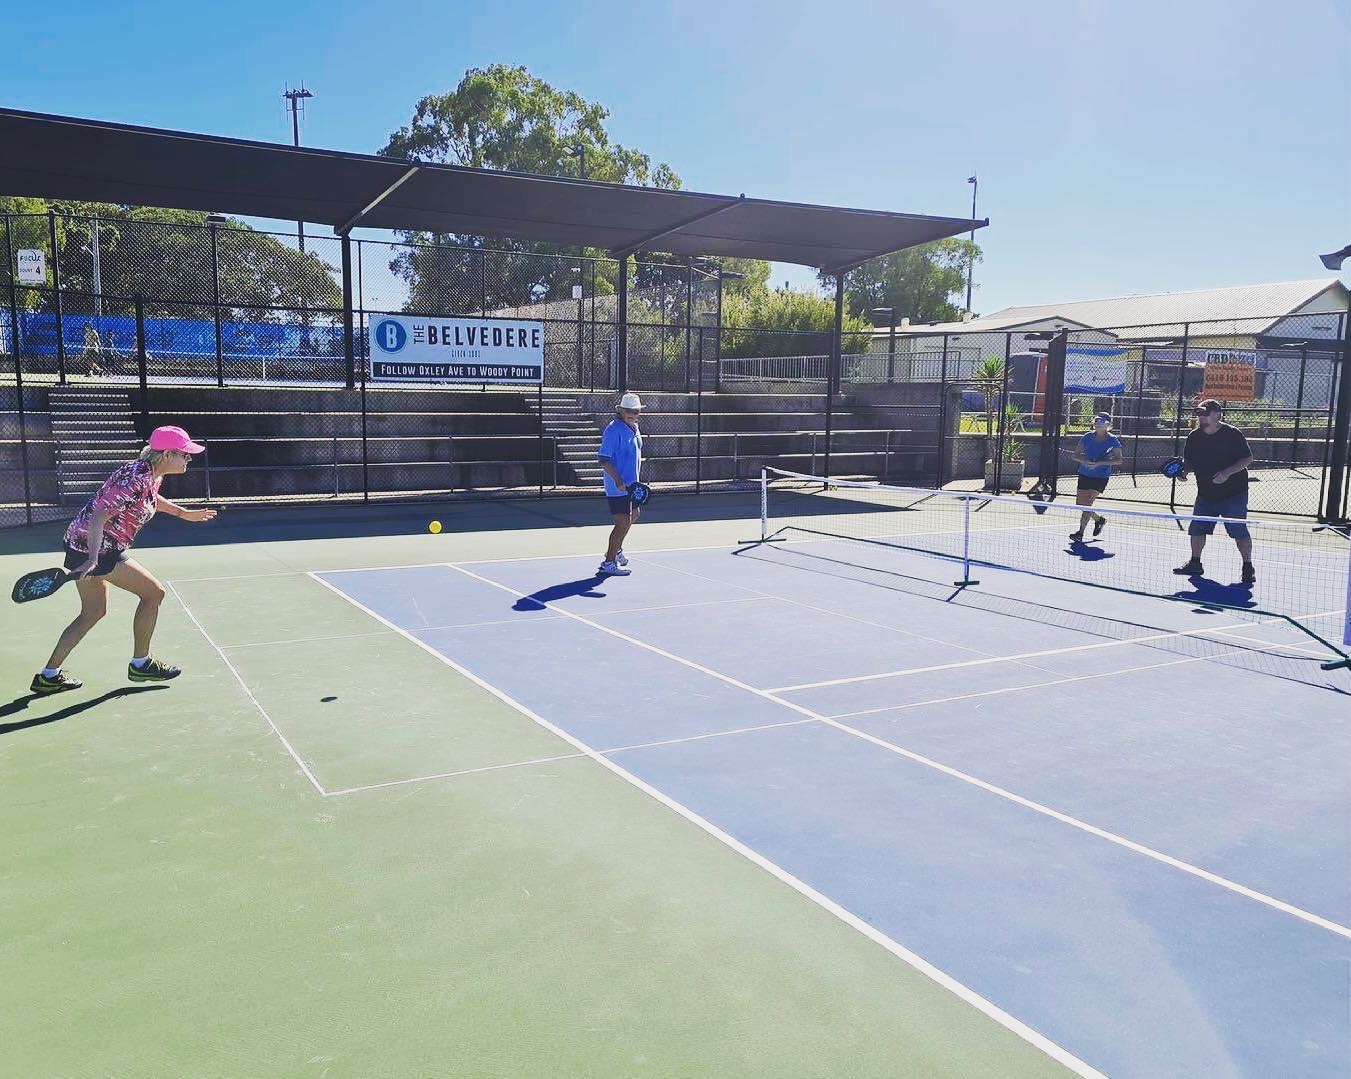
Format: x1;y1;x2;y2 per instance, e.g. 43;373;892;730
315;538;1351;1078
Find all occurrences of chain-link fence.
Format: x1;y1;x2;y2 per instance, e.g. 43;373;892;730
2;210;1347;527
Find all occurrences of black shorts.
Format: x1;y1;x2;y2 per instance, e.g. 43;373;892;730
606;495;635;517
63;544;128;577
1076;474;1109;494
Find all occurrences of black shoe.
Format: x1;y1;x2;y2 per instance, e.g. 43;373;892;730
1173;558;1204;576
30;669;83;695
1069;531;1084;542
1092;515;1106;537
1241;562;1256;584
128;657;181;682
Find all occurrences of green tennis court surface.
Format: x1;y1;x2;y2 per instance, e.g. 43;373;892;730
1;498;1070;1079
3;488;1346;1077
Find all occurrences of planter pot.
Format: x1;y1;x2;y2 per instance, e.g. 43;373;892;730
984;458;1024;492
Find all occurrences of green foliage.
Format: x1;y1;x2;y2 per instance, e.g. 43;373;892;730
721;287;870;358
822;238;980;325
1067;396;1095;428
382;64;678;185
2;197;57;309
382;64;719;313
2;197;339;317
971;354;1005;384
716;258;771;298
1000;404;1028;461
970;355;1006;434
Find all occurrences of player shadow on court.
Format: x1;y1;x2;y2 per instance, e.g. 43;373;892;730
512;574;609;611
1066;540;1115;562
1171;577;1257;609
0;685;169;736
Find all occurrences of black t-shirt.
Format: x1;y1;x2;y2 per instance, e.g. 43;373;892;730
1183;423;1251;497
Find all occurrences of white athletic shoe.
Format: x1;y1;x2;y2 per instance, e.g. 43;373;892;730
598;560;631;576
615;549;629;566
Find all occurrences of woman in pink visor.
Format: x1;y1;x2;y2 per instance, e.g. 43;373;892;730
30;425;217;695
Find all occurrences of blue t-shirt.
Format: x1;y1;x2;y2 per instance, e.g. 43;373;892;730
1077;431;1121;478
598;417;642;497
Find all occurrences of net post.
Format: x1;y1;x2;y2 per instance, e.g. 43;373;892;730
955;494;979;586
760;466;768;540
737;466;787;545
1336;539;1351;669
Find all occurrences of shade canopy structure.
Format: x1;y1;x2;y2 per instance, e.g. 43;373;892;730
0;108;985;271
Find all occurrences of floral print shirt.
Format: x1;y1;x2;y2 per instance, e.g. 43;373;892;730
64;459;162;554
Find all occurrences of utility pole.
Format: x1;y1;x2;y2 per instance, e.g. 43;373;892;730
284;84;314;356
283;85;313;252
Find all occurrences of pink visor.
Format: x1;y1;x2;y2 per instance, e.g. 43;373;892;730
148;425;205;454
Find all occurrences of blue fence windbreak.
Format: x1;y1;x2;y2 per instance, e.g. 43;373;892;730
0;311;350;359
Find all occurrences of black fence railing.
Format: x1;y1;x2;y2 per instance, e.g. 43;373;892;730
2;210;1347;528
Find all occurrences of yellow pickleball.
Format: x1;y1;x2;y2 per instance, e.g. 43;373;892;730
428;520;442;534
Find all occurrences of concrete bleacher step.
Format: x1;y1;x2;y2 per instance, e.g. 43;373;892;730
528;391;605;485
49;388;140;504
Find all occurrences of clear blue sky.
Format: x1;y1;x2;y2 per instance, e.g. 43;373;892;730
5;0;1348;312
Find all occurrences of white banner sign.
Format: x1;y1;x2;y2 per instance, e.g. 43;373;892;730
1064;345;1129;394
368;315;544;383
16;249;45;285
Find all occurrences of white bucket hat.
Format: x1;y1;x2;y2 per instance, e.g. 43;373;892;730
618;392;644;411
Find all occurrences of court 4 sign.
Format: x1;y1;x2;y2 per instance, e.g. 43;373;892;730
15;249;45;285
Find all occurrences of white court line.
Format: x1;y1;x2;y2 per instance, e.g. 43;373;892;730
169;568;313;584
648;553;1068;681
323;716;818;798
1207;626;1342;660
166;580;327;796
768;610;1344;694
449;562;1351;944
309;568;1101;1078
219;595;767;650
323;750;588;796
824;653;1234;721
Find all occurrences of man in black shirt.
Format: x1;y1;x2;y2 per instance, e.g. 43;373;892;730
1173;399;1256;583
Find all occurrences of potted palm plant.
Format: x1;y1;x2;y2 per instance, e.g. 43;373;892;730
984;403;1027;491
985;435;1025;491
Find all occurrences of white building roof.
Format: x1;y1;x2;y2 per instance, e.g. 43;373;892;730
877;279;1347;340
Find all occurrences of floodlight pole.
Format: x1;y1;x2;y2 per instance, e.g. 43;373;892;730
284;86;313;252
965;174;978;315
566;145;587;179
285;84;314;360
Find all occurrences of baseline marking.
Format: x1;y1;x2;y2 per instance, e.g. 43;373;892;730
324;717;817;798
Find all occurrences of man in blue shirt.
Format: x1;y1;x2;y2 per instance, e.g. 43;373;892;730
1069;412;1122;542
597;392;644;576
